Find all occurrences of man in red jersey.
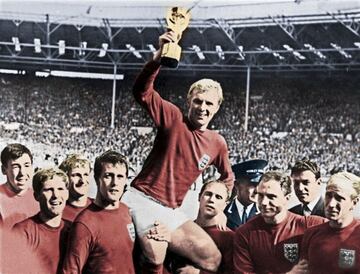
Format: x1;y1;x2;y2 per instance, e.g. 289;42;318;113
233;171;326;274
156;180;234;274
62;150;136;274
122;31;234;273
300;171;360;274
59;153;92;222
14;167;71;273
0;143;38;229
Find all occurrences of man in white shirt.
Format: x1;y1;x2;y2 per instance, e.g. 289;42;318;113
290;159;325;217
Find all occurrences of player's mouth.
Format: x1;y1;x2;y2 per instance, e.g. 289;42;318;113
326;210;338;216
76;181;88;187
49;200;62;206
109;189;119;194
205;204;215;210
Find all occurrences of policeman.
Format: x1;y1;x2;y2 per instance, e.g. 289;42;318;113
224;159;268;230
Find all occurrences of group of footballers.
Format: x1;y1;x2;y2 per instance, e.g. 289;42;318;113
0;30;359;274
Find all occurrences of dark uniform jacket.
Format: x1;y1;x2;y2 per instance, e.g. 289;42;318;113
224;199;259;230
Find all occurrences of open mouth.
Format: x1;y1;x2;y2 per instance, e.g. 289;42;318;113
49;200;62;206
109;189;119;194
75;182;88;187
205;204;215;210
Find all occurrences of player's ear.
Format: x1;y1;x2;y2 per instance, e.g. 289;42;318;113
1;165;6;175
33;191;40;201
353;197;360;207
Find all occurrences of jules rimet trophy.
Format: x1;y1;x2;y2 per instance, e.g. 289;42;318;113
161;7;191;68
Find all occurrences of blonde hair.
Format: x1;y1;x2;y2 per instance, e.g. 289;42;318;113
327;171;360;200
199;179;230;201
59;153;91;174
187;79;223;105
33;167;69;196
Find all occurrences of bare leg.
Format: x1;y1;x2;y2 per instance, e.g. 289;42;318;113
139;220;221;272
169;221;221;272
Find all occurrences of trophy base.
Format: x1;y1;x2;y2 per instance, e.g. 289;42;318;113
161;56;179;68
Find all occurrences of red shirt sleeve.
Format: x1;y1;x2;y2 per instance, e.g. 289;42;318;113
233;227;256;274
62;222;92;274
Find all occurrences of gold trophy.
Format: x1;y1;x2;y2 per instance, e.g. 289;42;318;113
161;7;191;68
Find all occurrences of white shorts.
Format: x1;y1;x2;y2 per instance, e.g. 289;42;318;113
121;187;190;237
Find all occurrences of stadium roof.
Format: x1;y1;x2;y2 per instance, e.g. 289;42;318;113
0;0;359;75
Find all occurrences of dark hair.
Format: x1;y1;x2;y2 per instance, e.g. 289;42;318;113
291;159;320;179
260;171;292;196
94;150;129;181
33;168;69;196
1;143;33;166
199;179;230;201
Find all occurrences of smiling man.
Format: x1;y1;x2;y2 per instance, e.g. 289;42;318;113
233;171;326;274
62;150;136;274
14;167;71;273
0;143;39;229
290;160;325;217
300;171;360;274
59;153;92;222
121;30;234;273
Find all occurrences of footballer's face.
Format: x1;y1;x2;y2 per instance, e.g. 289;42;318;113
187;89;220;130
97;163;127;206
2;153;33;195
199;182;228;218
325;183;357;225
36;175;69;219
257;179;289;222
68;165;91;199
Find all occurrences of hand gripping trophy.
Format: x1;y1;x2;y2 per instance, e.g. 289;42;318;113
161;7;191;68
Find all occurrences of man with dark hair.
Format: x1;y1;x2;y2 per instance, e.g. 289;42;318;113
300;171;360;273
225;159;268;230
62;150;136;274
122;30;234;273
59;153;92;222
0;143;38;228
14;167;71;273
233;171;326;274
290;159;325;217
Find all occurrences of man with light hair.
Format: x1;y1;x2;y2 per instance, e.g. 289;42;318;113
122;30;234;273
300;171;360;273
14;167;71;273
233;171;326;274
157;180;234;274
59;153;92;222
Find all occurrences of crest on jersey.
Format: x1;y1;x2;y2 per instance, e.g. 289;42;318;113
198;154;210;170
283;243;298;263
127;223;136;242
339;248;356;268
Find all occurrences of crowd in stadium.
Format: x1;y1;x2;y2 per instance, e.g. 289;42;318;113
1;55;359;273
0;71;359;176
